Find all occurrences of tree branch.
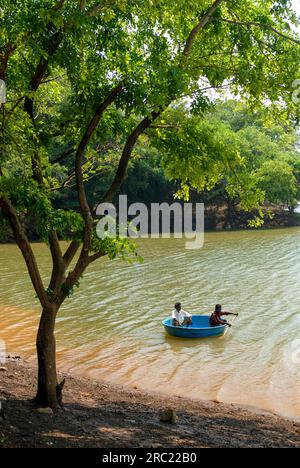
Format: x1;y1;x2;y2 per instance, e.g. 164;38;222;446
48;232;66;294
88;251;106;263
0;197;49;308
85;0;114;17
51;145;76;164
7;96;25;115
49;161;111;193
63;241;81;267
24;31;63;122
55;85;125;303
0;44;17;80
100;110;161;204
183;0;224;57
23;30;66;294
57;246;105;306
57;254;90;306
0;0;66;80
75;84;124;252
214;18;300;46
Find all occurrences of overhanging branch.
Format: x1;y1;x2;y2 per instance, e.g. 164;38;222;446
85;0;114;17
0;197;49;308
183;0;224;57
214;18;300;46
100;110;161;204
75;84;124;253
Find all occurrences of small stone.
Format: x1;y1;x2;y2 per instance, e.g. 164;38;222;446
37;407;54;415
159;408;178;424
0;367;7;372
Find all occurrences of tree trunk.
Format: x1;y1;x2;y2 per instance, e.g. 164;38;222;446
35;304;60;409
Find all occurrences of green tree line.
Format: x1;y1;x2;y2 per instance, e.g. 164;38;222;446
53;99;300;227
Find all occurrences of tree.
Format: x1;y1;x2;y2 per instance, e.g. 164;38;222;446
200;101;300;224
0;0;300;409
257;159;298;209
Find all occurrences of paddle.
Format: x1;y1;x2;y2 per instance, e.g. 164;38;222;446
224;314;238;335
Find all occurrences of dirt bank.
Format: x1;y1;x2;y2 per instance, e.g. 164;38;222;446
0;358;299;448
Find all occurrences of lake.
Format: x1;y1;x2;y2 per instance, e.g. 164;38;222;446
1;228;300;419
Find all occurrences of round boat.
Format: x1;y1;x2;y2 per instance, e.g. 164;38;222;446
162;315;227;338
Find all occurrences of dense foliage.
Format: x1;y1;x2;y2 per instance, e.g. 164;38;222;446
1;1;300;239
54;100;300;227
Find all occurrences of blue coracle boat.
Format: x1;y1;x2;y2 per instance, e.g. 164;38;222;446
162;315;227;338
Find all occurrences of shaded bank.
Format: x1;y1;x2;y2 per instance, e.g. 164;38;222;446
0;359;299;448
204;205;300;230
1;205;300;244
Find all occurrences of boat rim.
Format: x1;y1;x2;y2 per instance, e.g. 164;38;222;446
162;316;226;331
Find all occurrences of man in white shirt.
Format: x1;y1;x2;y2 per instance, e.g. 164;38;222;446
172;302;192;327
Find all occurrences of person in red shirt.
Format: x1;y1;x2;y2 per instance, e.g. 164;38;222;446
210;304;238;327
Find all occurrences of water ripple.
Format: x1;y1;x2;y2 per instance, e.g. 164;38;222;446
1;228;300;418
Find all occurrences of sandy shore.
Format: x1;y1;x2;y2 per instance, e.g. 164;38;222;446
0;357;299;448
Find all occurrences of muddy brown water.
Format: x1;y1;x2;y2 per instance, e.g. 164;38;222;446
1;228;300;418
